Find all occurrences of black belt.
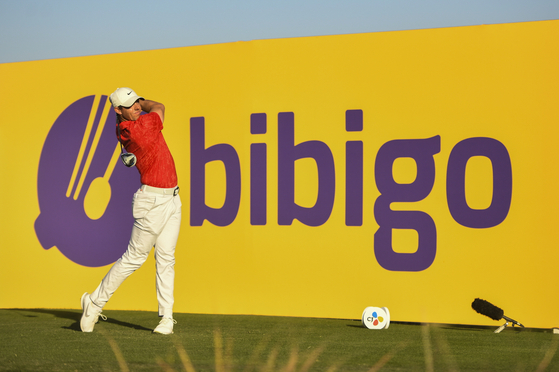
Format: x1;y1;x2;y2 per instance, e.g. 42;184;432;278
141;185;180;196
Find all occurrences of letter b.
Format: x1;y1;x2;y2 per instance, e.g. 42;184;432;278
190;117;241;226
277;112;335;226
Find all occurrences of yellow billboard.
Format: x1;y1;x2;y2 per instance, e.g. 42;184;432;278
1;20;558;328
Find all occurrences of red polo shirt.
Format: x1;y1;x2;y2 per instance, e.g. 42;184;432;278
117;112;178;188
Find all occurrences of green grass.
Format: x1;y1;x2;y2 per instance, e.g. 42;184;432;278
0;309;557;371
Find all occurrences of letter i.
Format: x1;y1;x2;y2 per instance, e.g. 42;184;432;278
250;113;267;225
345;110;363;226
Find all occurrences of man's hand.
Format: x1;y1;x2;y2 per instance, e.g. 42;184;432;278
140;99;165;123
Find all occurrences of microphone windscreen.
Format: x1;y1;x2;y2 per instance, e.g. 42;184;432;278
471;298;504;321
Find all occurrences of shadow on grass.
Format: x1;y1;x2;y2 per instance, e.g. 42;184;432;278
391;321;543;333
346;319;538;334
9;308;152;332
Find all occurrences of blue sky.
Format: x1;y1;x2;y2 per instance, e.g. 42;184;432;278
1;0;558;64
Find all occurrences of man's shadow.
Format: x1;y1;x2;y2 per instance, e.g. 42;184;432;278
11;308;152;332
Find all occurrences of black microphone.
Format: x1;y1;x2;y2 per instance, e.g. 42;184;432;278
471;298;524;328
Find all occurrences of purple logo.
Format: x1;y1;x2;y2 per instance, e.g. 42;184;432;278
189;110;512;272
35;95;139;267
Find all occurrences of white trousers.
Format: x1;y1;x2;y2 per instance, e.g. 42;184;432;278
90;186;182;317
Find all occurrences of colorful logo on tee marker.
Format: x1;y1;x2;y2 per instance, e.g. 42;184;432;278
362;307;390;329
34;95;139;267
368;311;384;326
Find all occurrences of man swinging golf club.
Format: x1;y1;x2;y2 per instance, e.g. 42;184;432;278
80;87;182;335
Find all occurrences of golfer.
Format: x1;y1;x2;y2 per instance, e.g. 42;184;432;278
80;87;182;335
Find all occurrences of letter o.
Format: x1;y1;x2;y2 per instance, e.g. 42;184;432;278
447;137;512;228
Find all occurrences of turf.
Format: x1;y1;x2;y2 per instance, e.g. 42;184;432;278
0;309;557;371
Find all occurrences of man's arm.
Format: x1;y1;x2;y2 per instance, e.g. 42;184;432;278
140;99;165;123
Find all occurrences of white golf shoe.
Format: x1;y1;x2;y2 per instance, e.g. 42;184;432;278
80;292;106;332
153;317;177;335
